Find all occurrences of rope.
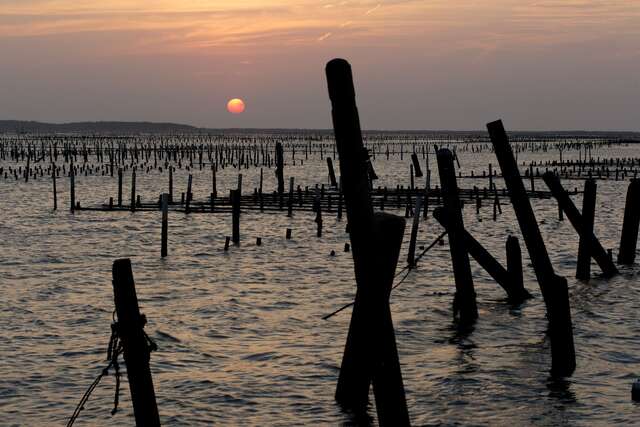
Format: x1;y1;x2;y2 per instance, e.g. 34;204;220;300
322;229;447;320
67;315;157;426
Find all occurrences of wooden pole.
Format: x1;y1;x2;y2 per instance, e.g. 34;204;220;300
488;119;575;377
118;167;123;207
231;189;240;244
275;142;285;194
169;166;173;203
411;153;423;177
407;195;423;268
327;58;410;425
112;259;160;427
618;179;640;264
576;179;596;279
327;157;338;187
130;169;136;212
70;160;75;213
436;148;477;324
161;193;168;258
52;166;57;211
543;172;617;277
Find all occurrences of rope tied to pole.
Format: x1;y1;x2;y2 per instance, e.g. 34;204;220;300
67;313;157;427
322;229;447;320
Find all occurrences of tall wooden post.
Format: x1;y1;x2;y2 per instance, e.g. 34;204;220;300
118;167;123;207
576;179;596;279
70;160;76;213
327;157;338;187
437;149;477;324
112;259;160;427
231;189;240;244
327;58;410;426
52;166;57;211
618;179;640;264
488;119;575;377
161;193;168;258
168;166;174;203
407;195;423;268
130;169;136;212
275;142;285;194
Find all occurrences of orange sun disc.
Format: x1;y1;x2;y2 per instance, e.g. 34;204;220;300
227;98;245;114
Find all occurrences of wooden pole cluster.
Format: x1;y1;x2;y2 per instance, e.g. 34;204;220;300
488;119;575;377
327;58;410;425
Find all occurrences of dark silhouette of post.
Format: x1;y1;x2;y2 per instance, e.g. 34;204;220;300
411;153;423;177
488;119;575;377
118;167;123;207
327;58;410;426
70;160;75;213
407;195;423;268
327;157;338;187
436;149;477;324
434;207;531;304
231;189;240;244
618;179;640;264
168;166;173;203
275;142;285;194
576;179;596;279
112;259;160;427
130;170;136;213
543;172;617;277
161;193;168;258
52;166;57;210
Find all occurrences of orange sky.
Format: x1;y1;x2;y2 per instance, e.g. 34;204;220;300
1;1;639;129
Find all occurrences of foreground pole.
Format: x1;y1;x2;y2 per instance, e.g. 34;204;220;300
618;179;640;264
488;119;575;377
327;58;410;426
112;259;160;427
576;179;596;279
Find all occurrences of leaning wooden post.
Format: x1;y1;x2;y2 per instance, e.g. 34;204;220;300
327;157;338;187
112;259;161;427
327;58;410;425
543;172;618;277
618;179;640;264
70;160;76;213
161;193;168;258
576;179;596;279
437;148;477;324
488;119;575;377
168;166;174;203
406;195;423;268
185;174;193;214
231;189;240;244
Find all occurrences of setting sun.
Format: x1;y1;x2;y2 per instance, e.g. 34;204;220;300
227;98;245;114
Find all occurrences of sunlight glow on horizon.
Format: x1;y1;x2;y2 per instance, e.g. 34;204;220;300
1;1;638;129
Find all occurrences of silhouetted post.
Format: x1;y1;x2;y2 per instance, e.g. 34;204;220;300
185;174;193;214
168;166;173;203
130;170;136;212
231;189;240;244
327;157;338;187
543;172;617;277
618;179;640;264
576;179;596;279
112;259;160;427
275;142;285;194
288;177;294;217
118;167;123;207
161;193;168;258
434;207;531;304
52;167;57;210
70;161;76;213
212;164;217;198
411;153;423;177
488;119;575;377
407;195;423;268
437;149;477;324
506;235;528;301
327;58;410;425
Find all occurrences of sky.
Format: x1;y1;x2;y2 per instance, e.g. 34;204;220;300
0;1;639;130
